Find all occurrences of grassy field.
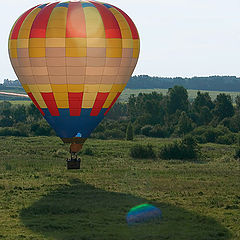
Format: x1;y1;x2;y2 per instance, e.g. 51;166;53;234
0;136;239;240
118;88;240;102
1;88;240;104
0;100;30;105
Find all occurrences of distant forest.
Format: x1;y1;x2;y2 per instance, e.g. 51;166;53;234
126;75;240;91
0;75;240;92
2;75;240;92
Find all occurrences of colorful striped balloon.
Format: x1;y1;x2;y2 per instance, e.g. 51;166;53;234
8;1;140;144
126;204;162;225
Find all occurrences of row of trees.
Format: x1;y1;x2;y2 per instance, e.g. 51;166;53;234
127;75;240;91
102;85;240;144
1;85;240;145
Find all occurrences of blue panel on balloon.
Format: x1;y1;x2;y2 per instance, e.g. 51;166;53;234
38;4;48;9
42;108;107;138
55;2;69;8
126;204;162;225
103;4;112;8
82;2;95;8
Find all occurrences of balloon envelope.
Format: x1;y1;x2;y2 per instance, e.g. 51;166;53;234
8;1;140;143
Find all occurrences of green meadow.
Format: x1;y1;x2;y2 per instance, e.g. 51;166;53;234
0;136;239;240
118;89;240;102
1;88;240;104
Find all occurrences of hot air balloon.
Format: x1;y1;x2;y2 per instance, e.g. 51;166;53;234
8;1;140;169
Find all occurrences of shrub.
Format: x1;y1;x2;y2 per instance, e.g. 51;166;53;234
190;125;230;143
216;133;237;145
133;123;142;135
126;122;134;141
91;132;107;140
14;122;30;137
83;147;94;156
194;134;207;144
93;124;105;133
52;149;68;158
234;148;240;159
104;129;125;139
130;144;156;159
0;127;22;136
30;121;55;136
159;135;200;160
141;125;153;136
150;124;169;138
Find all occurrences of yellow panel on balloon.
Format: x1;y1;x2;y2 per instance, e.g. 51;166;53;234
18;8;41;39
47;7;68;38
68;84;84;92
66;48;87;57
84;6;105;38
106;39;122;48
106;48;122;58
51;84;68;93
66;38;87;48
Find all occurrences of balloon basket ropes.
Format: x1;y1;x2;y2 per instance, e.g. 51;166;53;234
66;153;81;170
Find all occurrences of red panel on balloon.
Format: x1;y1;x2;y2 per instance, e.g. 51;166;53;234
68;92;83;116
66;2;86;38
41;92;60;116
90;1;121;38
27;92;45;116
30;3;58;38
91;92;109;116
111;5;139;39
104;92;121;116
11;6;39;39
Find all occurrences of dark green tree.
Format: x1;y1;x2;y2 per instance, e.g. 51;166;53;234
176;111;194;136
213;93;234;121
126;122;134;140
198;106;212;125
26;103;42;121
192;91;214;111
167;86;189;114
12;104;27;123
235;95;240;110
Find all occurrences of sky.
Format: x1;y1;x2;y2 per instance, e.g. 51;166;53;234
1;0;240;83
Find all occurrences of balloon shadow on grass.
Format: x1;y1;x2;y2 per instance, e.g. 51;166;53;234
20;179;232;240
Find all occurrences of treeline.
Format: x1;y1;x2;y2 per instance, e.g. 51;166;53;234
1;85;240;146
94;85;240;145
0;102;54;137
2;75;240;92
2;79;21;87
127;75;240;91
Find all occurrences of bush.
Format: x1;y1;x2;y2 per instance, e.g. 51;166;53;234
141;125;153;136
194;134;207;144
104;129;125;139
14;122;30;137
0;127;22;136
133;123;142;135
52;149;68;158
91;132;107;140
130;144;156;159
150;125;169;138
216;133;237;145
30;121;55;136
234;148;240;159
83;147;94;156
126;122;134;141
93;124;105;133
190;126;230;143
159;135;200;160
